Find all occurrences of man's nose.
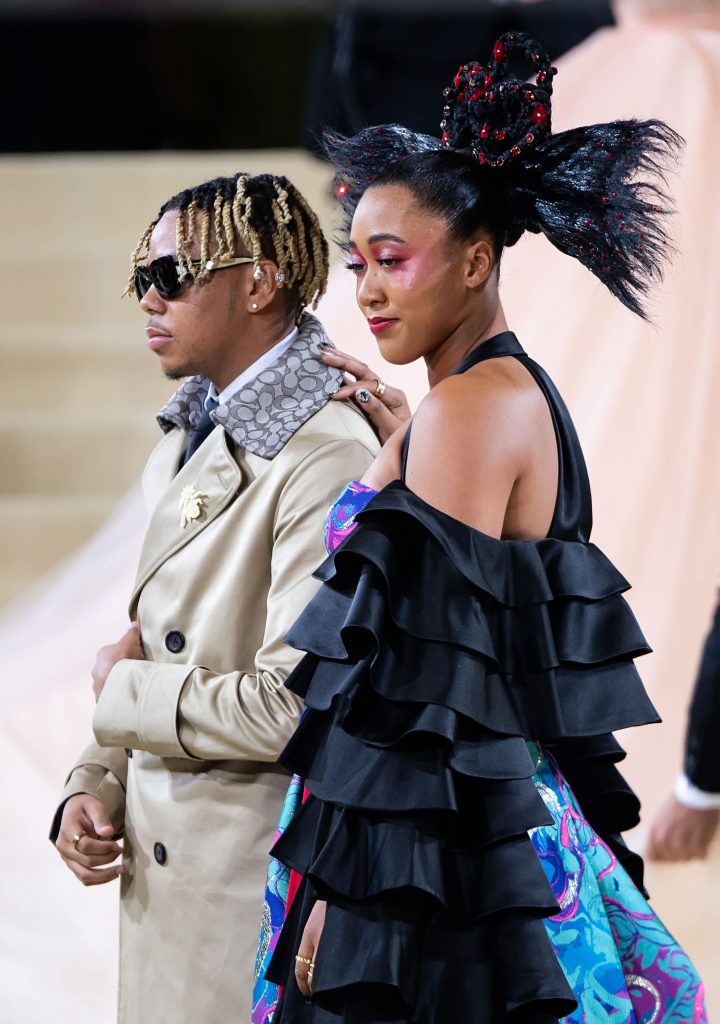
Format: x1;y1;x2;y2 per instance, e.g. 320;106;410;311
139;285;166;314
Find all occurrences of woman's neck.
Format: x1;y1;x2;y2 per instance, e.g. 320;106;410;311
425;304;509;388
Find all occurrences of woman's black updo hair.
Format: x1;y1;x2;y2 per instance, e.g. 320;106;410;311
324;31;683;320
367;149;526;261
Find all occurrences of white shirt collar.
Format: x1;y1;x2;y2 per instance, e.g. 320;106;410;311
204;325;299;409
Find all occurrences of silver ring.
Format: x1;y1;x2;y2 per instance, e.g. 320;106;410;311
356;388;371;405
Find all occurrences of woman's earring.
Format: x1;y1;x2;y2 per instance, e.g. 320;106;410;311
251;303;259;311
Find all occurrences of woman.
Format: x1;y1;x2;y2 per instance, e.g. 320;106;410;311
254;32;706;1023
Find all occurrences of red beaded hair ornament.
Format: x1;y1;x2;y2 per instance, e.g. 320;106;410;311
324;28;682;320
441;31;556;167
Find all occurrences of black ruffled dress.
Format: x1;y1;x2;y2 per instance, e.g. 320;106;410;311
262;333;705;1023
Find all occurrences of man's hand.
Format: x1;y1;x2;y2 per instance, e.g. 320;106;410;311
646;794;720;862
295;899;326;997
55;793;123;886
92;622;144;702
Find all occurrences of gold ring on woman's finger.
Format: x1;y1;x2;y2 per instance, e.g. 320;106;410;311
295;955;315;966
374;380;387;398
72;831;85;851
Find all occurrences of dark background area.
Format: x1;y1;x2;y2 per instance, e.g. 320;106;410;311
2;0;614;154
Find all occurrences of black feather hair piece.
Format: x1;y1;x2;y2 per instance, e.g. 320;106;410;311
514;118;683;319
324;125;443;239
322;31;683;319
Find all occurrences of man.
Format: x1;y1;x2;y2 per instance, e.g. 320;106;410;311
648;593;720;861
50;171;378;1022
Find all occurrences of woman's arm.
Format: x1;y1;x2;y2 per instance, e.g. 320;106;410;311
360;422;408;492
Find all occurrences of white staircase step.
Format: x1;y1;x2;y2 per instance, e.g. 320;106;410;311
2;151;333;261
0;410;161;496
0;256;146;327
0;494;119;605
0;327;174;411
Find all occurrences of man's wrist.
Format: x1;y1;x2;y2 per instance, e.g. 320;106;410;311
674;773;720;810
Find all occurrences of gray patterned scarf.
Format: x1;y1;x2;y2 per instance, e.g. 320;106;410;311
157;312;345;459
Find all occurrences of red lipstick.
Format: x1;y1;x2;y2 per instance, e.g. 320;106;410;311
367;317;398;335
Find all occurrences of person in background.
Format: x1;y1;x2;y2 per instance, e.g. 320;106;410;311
648;594;720;861
50;171;378;1024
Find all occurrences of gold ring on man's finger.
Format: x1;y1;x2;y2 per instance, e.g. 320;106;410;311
374;380;387;398
72;831;85;851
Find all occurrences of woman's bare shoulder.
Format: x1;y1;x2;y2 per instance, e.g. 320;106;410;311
414;359;536;449
406;361;543;534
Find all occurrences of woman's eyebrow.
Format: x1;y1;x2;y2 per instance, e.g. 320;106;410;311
368;233;407;245
348;233;408;249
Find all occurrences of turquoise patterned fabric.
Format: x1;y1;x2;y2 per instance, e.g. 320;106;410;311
530;746;706;1022
253;774;303;1024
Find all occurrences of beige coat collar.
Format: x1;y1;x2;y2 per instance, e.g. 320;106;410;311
157;312;344;459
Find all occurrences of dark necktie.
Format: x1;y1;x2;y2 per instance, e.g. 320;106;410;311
180;396;219;469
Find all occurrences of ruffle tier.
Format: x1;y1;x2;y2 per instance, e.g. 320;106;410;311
267;483;659;1023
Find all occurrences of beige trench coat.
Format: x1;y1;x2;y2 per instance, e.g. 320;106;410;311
52;397;377;1023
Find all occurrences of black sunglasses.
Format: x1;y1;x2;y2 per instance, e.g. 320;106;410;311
134;255;255;302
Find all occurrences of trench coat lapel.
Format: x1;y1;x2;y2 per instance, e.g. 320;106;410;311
129;427;243;615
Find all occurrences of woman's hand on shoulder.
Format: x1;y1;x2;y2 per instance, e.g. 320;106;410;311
322;346;412;444
405;369;526;536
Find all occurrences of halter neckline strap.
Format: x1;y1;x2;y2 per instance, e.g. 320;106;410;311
452;332;525;376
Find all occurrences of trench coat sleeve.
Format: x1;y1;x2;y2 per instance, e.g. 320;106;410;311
682;592;720;795
49;741;128;842
92;437;376;762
